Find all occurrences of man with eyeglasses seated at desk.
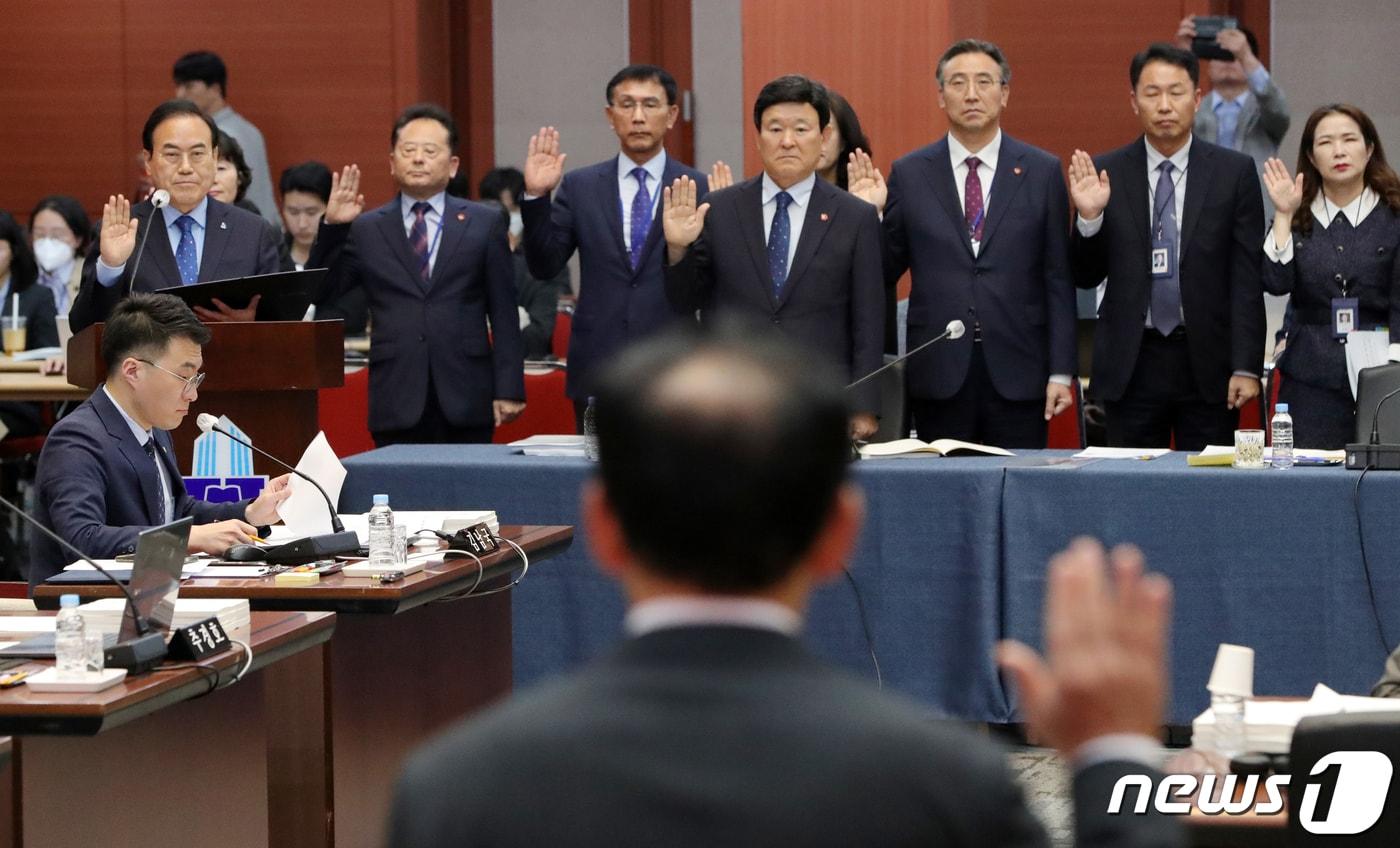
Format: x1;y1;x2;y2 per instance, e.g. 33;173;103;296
27;293;291;593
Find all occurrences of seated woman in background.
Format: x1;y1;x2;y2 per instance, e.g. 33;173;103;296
28;195;90;317
0;211;60;437
278;161;332;271
210;131;262;218
1262;103;1400;449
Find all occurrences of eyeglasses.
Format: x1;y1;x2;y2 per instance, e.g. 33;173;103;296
611;98;668;115
943;75;1004;94
138;359;206;396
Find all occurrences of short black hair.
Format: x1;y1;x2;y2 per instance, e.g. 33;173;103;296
172;50;228;97
1130;42;1200;88
141;99;220;154
935;39;1013;87
391;103;458;153
752;74;830;130
0;211;38;294
216;130;252;202
29;194;93;256
593;318;851;593
478;167;525;205
279;161;333;204
605;64;678;106
101;293;211;376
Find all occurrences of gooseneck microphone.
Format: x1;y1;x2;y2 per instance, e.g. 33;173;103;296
197;413;345;534
1368;385;1400;446
123;189;170;300
0;494;167;671
846;319;966;390
1346;382;1400;470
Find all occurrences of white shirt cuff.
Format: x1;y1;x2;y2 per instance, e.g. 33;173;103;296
1072;734;1163;771
95;257;125;287
1389;343;1400;363
1263;231;1293;264
1048;374;1073;387
1076;213;1104;238
521;192;543;202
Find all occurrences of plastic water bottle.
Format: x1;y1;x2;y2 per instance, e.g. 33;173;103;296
1271;403;1294;469
583;397;600;462
367;494;396;569
1211;692;1247;758
55;594;86;677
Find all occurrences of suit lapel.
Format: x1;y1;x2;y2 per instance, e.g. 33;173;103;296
93;390;163;524
778;180;836;308
735;178;776;306
920;141;975;258
375;198;429;293
977;140;1026;255
600;160;629;266
1179;141;1214;258
1123;140;1151;253
197;200;231;283
137;204;181;289
429;197;470;290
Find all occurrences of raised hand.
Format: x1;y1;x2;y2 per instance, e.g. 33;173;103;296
1173;15;1196;50
662;176;710;259
99;194;140;268
524;127;567;197
846;149;887;214
708;160;734;191
1262;158;1304;217
325;164;365;224
1067;150;1111;221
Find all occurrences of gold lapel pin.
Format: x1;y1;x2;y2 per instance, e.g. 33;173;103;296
1013;166;1023;175
457;212;466;221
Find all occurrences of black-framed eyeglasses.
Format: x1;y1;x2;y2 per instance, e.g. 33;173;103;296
137;359;206;395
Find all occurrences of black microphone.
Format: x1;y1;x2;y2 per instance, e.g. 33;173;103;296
1345;383;1400;470
122;189;170;300
0;494;167;672
1369;385;1400;446
847;319;966;390
197;414;359;561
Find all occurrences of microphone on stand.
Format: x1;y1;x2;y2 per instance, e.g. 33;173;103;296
196;414;359;561
1347;383;1400;470
847;319;966;390
0;495;167;672
122;189;170;300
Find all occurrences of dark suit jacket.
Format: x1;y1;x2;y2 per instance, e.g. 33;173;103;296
665;176;885;414
29;388;249;590
315;194;524;433
389;626;1182;848
1071;138;1265;403
513;252;564;359
522;155;707;399
281;233;370;334
884;134;1077;401
69;197;281;332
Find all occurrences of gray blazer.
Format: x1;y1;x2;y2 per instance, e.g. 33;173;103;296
389;626;1183;848
1195;77;1291;215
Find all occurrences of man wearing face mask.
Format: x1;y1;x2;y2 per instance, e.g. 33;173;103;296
29;195;91;318
479;167;568;359
68;100;282;332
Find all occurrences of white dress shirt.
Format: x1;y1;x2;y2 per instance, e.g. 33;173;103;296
400;191;447;276
761;172;816;271
102;384;173;524
96;197;211;287
625;595;801;637
948;130;1002;258
618;150;667;253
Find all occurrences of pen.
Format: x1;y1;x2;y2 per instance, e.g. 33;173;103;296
250;535;267;543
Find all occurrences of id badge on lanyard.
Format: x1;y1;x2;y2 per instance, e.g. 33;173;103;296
1332;297;1358;339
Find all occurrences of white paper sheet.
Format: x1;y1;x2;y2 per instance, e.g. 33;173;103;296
1346;329;1391;399
1072;447;1172;459
275;431;347;537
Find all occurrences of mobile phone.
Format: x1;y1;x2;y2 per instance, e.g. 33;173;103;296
1191;16;1238;61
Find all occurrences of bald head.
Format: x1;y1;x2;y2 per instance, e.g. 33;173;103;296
594;320;852;593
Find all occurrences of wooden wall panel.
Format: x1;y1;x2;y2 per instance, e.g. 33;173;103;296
0;0;456;225
630;0;696;165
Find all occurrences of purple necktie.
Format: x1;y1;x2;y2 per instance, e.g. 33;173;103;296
964;156;985;242
408;201;432;281
628;168;651;269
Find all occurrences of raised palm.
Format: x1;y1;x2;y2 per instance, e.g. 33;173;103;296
1067;150;1111;219
524;127;567;196
847;149;887;213
1262;158;1304;216
325;164;365;224
662;176;709;248
99;194;139;267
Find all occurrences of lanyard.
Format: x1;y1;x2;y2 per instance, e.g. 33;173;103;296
1148;162;1188;239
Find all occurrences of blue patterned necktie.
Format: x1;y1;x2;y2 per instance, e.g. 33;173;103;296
1151;162;1181;336
768;191;793;297
628;168;651;269
408;201;432;281
174;215;199;285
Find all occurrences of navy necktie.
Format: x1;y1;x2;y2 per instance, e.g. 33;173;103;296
143;439;172;524
628;168;651;269
1151;162;1181;336
174;215;199;285
408;201;433;281
768;191;793;297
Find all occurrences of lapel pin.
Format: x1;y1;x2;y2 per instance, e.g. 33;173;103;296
1013;166;1023;176
457;212;466;221
820;213;829;222
220;221;227;229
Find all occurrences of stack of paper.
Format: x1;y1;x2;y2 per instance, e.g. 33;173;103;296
1188;445;1347;467
509;434;586;457
78;597;251;639
1191;684;1400;753
62;558;209;576
264;510;500;544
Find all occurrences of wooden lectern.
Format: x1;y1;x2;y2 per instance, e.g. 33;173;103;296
67;321;344;475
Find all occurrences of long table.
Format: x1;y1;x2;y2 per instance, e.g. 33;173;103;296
340;447;1400;725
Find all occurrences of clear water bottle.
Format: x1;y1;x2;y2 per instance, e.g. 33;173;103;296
1211;692;1247;758
367;494;396;569
55;594;86;677
583;396;600;462
1271;403;1294;469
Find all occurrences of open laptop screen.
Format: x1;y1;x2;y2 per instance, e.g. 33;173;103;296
118;517;194;642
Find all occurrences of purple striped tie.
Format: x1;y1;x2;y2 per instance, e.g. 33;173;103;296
408;201;432;281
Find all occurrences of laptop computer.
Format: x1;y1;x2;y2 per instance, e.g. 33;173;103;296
5;518;194;657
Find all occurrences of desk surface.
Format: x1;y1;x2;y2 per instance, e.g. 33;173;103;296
35;524;574;615
0;371;84;401
0;609;334;736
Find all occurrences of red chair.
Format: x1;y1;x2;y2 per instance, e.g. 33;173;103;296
1046;380;1087;449
494;368;575;443
317;368;375;458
